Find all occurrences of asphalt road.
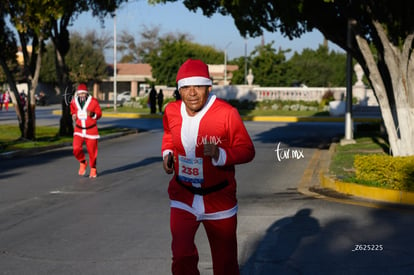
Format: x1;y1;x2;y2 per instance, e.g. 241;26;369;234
1;106;414;275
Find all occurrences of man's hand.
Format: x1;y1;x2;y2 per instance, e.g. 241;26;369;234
204;143;219;161
163;152;174;174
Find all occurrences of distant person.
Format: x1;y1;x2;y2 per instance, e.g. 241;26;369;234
19;92;27;111
0;91;3;110
161;59;255;275
2;91;10;111
157;89;164;113
149;85;157;114
38;91;46;106
70;83;102;178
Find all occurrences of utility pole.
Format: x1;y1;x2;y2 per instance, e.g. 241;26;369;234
341;5;356;145
244;38;247;84
224;42;232;85
113;14;117;111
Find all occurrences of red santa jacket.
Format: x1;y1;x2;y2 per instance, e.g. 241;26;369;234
162;95;255;220
70;95;102;139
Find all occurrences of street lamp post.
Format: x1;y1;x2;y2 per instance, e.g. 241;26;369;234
113;14;117;111
224;42;232;85
244;38;247;85
341;15;356;145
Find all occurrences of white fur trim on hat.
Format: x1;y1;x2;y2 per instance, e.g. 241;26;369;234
76;89;88;94
177;76;212;90
76;83;88;95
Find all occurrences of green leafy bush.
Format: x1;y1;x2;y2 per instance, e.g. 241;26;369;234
354;155;414;191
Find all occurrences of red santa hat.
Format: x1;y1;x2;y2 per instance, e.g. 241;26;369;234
76;83;88;95
176;59;212;89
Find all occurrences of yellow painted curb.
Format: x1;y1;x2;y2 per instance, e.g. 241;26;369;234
320;173;414;205
52;109;381;123
102;112;161;119
52;110;161;119
242;115;381;123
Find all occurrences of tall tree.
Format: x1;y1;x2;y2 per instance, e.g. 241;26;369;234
66;32;108;83
248;42;290;86
152;0;414;156
147;33;222;86
117;25;191;64
48;0;127;137
2;0;63;140
229;56;250;85
287;46;347;87
40;32;108;84
137;25;164;63
118;31;140;63
0;4;23;131
1;0;127;138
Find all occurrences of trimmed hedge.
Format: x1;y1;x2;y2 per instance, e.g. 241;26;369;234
354;155;414;191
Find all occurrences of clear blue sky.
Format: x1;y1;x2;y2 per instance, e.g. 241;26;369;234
68;1;343;63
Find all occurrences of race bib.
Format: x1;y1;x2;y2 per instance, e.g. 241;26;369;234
178;155;204;184
77;110;87;120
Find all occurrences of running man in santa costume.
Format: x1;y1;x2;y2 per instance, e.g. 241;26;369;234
161;59;255;275
70;83;102;178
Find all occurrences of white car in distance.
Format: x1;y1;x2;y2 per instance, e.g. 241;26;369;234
117;91;131;102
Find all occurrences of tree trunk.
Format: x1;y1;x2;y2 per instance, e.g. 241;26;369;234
0;57;25;138
355;20;414;156
54;42;74;137
23;34;45;140
16;31;42;140
59;91;74;137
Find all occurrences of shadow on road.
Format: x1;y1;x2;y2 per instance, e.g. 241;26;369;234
241;208;320;274
0;149;73;179
240;207;414;274
99;118;163;132
99;156;162;176
253;122;344;149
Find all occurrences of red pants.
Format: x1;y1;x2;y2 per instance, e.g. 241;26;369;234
73;135;98;168
170;208;239;275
